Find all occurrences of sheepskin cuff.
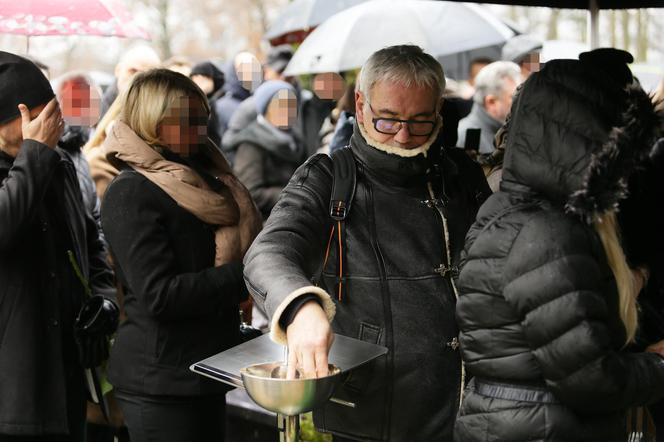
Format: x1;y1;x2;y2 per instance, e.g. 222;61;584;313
269;286;336;345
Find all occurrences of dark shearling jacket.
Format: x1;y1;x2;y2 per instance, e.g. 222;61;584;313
0;141;114;435
455;59;664;442
244;126;490;441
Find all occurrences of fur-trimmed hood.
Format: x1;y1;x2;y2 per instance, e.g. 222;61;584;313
501;51;663;224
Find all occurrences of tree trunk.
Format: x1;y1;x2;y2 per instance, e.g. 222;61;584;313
609;10;617;48
621;10;631;54
636;9;649;62
156;0;172;60
547;9;561;40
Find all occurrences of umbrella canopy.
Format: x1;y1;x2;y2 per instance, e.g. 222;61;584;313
0;0;149;39
442;0;661;7
439;0;663;49
284;0;515;76
265;0;368;46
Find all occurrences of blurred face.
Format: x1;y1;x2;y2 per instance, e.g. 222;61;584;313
191;74;214;95
157;95;208;157
264;89;298;130
58;79;101;127
313;72;345;101
356;80;439;150
0;104;46;157
520;52;541;79
235;53;263;92
485;77;517;124
469;61;490;87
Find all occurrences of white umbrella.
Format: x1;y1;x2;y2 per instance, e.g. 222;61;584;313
265;0;368;45
284;0;515;76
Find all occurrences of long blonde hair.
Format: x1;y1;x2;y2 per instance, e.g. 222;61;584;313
654;75;664;113
84;97;122;153
593;211;638;344
119;68;209;148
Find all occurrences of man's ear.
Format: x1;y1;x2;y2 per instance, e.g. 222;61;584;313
355;90;365;124
484;94;498;112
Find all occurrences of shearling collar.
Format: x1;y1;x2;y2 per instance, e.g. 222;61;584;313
350;121;439;187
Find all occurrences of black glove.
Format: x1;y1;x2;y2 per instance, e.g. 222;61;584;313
74;295;119;368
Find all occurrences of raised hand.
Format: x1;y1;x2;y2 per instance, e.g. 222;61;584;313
19;98;64;149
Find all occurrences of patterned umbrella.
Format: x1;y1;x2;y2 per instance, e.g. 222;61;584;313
0;0;149;39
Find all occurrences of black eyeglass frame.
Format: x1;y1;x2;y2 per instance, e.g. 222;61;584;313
368;103;437;137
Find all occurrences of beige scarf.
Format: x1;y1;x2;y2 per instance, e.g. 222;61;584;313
104;121;262;266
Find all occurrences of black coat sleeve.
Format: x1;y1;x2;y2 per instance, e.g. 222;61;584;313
0;140;60;251
101;174;244;321
503;210;664;413
84;205;116;302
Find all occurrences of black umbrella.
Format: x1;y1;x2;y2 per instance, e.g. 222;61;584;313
453;1;661;7
441;0;663;48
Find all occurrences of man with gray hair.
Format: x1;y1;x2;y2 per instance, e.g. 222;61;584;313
244;45;490;441
457;61;521;154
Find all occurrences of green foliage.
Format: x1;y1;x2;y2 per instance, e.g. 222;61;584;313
299;412;332;442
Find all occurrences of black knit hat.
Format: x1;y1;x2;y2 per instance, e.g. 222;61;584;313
190;61;225;96
0;51;54;125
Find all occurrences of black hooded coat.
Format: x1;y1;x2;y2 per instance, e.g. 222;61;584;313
454;55;664;442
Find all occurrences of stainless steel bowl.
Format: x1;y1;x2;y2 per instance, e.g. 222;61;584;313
240;361;342;416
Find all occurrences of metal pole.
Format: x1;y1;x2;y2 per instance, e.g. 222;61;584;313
588;0;600;49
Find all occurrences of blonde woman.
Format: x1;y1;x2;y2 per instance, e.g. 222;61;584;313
454;49;664;441
100;69;261;442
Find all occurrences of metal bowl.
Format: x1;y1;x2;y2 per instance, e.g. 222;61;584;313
240;361;342;416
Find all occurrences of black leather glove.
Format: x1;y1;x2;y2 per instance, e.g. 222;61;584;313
74;295;119;368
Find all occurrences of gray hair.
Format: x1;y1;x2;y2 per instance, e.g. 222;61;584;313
358;45;445;104
51;71;100;98
473;61;521;106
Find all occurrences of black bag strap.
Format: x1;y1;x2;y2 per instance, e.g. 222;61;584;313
319;147;356;302
329;147;356;221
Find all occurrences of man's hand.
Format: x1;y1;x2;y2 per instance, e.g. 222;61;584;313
19;98;64;149
286;300;334;379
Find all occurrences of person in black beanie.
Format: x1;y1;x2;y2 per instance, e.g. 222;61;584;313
0;51;117;442
190;61;225;147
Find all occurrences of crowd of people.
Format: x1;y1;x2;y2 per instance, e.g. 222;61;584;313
0;32;663;442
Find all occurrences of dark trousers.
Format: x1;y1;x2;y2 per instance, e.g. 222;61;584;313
115;390;225;442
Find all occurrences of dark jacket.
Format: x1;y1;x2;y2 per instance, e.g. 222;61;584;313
214;61;251;151
299;89;334;157
455;59;664;442
0;141;115;435
229;118;306;220
244;126;489;441
101;166;247;397
456;102;502;153
58;125;104;239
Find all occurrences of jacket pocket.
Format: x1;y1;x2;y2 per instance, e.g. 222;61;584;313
341;321;382;395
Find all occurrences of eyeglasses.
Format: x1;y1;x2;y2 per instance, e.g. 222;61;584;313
369;103;436;137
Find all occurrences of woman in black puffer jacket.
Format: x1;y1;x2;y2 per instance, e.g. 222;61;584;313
455;49;664;442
